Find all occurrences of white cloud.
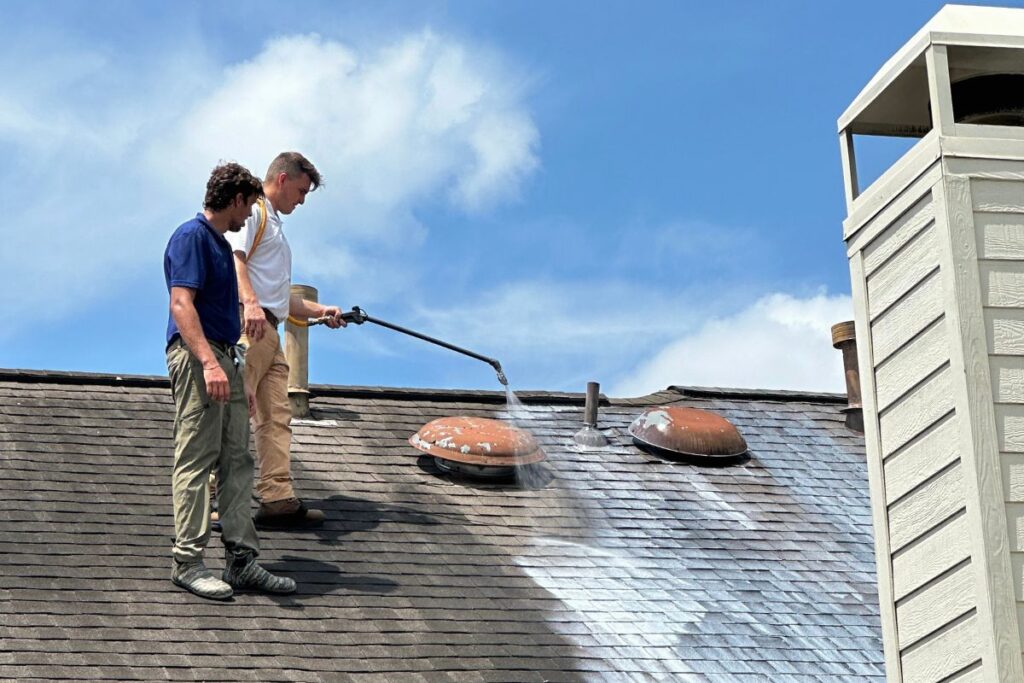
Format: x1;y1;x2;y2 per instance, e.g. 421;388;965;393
152;31;538;236
454;111;538;211
611;291;853;397
415;280;689;353
400;282;852;395
385;278;736;392
0;30;539;331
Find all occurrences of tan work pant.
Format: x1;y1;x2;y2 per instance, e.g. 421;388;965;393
240;324;295;503
167;340;260;564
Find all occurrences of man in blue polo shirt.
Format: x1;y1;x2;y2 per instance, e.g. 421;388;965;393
164;162;295;600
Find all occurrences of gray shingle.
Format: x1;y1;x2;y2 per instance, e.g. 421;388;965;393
0;370;883;680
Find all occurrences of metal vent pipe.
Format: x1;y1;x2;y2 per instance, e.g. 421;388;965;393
584;381;600;427
831;321;863;433
574;381;609;448
285;284;316;418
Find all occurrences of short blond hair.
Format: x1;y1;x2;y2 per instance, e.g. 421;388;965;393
266;151;322;190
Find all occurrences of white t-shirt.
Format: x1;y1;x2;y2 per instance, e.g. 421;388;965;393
225;198;292;322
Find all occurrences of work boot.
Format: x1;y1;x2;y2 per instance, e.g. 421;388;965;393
171;560;233;600
222;552;296;594
254;497;325;529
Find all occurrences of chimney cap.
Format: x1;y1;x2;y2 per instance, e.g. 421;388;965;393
831;321;857;348
838;5;1024;135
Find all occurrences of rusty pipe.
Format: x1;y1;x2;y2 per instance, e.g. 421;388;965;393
831;321;863;433
574;381;609;448
286;284;317;418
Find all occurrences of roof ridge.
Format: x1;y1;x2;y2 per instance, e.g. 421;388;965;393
307;383;594;405
0;368;848;405
0;367;169;387
670;384;848;403
0;368;598;404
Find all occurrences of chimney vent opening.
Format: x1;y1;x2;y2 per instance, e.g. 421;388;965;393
952;73;1024;127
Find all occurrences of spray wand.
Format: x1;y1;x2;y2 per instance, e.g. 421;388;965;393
306;306;509;386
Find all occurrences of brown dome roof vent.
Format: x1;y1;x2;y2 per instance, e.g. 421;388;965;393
409;416;546;479
629;406;747;459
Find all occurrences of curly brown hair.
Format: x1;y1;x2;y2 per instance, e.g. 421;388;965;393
203;162;264;211
266;151;322;190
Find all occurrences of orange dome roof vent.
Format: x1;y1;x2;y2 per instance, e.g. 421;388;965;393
410;416;546;478
629;406;747;459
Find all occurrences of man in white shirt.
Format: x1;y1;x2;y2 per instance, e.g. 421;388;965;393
226;151;345;527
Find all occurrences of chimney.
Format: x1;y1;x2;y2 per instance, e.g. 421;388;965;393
838;6;1024;680
831;321;863;433
285;283;316;419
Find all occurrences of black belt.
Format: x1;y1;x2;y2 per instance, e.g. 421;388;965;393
238;305;281;328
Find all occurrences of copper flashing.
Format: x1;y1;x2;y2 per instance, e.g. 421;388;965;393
629;406;747;458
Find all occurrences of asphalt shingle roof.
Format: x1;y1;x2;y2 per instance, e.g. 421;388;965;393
0;369;885;682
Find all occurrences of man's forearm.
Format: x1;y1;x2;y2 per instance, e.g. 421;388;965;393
170;288;219;369
289;295;329;318
170;286;231;403
233;252;261;306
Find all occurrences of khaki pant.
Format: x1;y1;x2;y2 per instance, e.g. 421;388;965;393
166;340;259;564
240;324;295;503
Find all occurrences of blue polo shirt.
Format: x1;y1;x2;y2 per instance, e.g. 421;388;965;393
164;213;241;346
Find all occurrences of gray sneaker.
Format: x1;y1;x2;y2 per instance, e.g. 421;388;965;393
171;560;233;600
222;552;296;594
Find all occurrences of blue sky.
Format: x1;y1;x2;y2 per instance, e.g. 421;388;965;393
0;1;1005;395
